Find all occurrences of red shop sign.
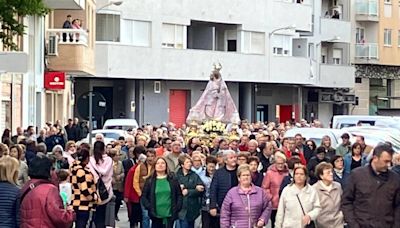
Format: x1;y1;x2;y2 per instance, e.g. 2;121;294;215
44;72;65;90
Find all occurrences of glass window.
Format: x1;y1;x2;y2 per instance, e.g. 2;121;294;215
333;49;342;65
96;14;120;42
242;31;265;54
162;23;185;49
271;35;291;56
121;20;151;46
384;29;392;46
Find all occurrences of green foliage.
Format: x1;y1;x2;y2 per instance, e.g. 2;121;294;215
0;0;49;50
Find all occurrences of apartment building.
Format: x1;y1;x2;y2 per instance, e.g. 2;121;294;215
68;0;355;127
353;0;400;115
44;0;96;125
0;15;43;134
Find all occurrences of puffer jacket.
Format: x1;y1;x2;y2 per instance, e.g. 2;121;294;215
262;164;288;209
275;183;321;228
20;179;75;228
220;185;272;228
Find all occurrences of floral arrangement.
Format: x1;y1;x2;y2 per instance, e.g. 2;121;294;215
202;120;226;134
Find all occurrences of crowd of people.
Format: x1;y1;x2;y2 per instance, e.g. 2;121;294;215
0;118;400;228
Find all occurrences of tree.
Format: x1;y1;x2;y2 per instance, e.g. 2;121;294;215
0;0;49;50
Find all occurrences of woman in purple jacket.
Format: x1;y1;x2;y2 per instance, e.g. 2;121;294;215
220;164;272;228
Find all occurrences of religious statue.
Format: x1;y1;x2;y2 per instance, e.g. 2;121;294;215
186;63;240;124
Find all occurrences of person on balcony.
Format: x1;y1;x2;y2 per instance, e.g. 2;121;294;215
62;15;73;42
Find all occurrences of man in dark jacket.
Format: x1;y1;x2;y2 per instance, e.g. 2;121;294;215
64;119;77;142
209;150;238;226
45;127;65;152
294;133;314;163
307;146;329;185
341;143;400;228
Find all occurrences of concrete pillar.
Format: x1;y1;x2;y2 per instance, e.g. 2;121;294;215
239;82;255;122
352;78;369;115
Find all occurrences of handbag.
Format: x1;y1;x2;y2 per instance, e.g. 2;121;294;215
296;194;316;228
95;169;109;201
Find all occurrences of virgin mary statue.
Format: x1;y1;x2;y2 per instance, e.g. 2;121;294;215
186;63;240;124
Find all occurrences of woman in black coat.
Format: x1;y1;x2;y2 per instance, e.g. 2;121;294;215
142;157;183;228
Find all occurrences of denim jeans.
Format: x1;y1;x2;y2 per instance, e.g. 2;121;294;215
141;198;151;228
177;219;194;228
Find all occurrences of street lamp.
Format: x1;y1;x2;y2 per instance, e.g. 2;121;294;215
96;0;124;12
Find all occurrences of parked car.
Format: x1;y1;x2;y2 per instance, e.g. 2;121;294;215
103;118;139;131
284;128;352;148
332;115;398;129
343;126;400;152
79;129;128;145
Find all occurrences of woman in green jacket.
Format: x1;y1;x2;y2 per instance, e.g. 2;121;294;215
176;154;205;228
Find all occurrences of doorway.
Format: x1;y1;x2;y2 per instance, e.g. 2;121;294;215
256;105;268;122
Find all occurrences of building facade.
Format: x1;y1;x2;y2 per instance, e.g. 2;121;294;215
71;0;355;128
352;0;400;116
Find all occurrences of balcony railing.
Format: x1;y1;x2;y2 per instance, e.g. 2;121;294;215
47;29;89;46
356;0;378;16
355;43;378;59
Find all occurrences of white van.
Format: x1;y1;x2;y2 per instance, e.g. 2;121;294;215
103;118;139;131
332;115;398;129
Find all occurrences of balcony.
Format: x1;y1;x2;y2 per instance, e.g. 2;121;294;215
355;0;379;22
269;56;315;84
320;18;351;43
355;43;378;64
96;43;316;85
46;29;94;75
271;0;313;32
44;0;85;10
318;64;355;88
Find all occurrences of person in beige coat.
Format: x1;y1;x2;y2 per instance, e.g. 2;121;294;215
275;166;321;228
313;162;344;228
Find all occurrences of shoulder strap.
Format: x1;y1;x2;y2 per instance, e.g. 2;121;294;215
296;194;306;216
20;180;51;205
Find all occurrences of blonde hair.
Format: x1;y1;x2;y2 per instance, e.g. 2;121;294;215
0;143;9;157
274;152;287;162
237;164;251;177
0;156;19;185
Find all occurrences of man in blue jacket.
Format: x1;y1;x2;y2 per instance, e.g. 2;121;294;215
209;150;237;227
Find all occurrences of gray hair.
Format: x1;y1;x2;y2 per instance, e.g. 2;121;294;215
222;149;236;162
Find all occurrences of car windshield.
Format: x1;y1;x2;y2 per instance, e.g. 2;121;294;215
91;132;120;139
104;126;133;131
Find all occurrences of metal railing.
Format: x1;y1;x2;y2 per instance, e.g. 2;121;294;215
355;43;378;59
47;29;89;46
356;0;378;16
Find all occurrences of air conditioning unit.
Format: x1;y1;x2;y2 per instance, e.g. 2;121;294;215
47;35;58;56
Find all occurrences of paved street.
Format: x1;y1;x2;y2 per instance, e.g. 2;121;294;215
114;204;272;228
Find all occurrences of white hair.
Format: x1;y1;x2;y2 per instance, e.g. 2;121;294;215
222;149;236;161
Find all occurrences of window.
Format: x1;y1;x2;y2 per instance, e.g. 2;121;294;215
162;23;185;49
242;31;265;54
356;27;365;43
384;29;392;46
321;47;327;63
271;35;291;56
398;30;400;46
121;20;151;46
333;49;342;65
96;14;120;42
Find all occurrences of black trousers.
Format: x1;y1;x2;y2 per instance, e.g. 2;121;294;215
270;209;278;228
93;203;107;228
113;190;123;217
201;210;220;228
151;217;174;228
